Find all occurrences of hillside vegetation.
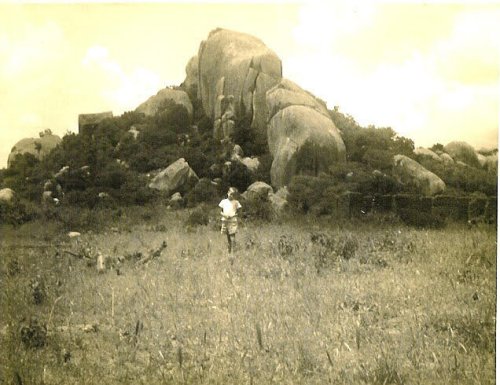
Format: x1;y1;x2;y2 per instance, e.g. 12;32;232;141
0;94;496;225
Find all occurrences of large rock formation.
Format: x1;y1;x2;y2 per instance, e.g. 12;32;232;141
266;81;346;188
393;155;445;196
148;158;199;195
136;88;193;121
266;79;330;119
197;28;282;135
183;56;199;96
8;131;61;168
189;28;346;188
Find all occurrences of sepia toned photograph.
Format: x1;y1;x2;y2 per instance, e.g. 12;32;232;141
0;1;497;384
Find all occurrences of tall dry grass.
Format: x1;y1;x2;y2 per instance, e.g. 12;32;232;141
0;207;496;384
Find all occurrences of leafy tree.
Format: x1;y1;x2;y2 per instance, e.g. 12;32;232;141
330;107;414;171
154;99;190;133
2;153;46;201
430;143;444;153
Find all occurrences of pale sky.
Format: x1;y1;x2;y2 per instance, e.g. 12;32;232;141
0;1;499;168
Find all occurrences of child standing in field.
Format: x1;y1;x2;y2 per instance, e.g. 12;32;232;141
219;187;242;254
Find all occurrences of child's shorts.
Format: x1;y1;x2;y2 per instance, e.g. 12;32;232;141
221;216;238;235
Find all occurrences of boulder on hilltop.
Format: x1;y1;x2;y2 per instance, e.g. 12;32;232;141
196;28;282;136
136;88;193;121
186;28;346;188
8;132;61;168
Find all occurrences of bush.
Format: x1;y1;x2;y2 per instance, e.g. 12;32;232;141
242;196;274;222
0;200;40;226
328;162;402;196
419;158;497;196
186;178;219;206
117;176;157;205
63;188;100;208
288;175;338;215
185;205;210;227
232;116;268;156
222;162;254;193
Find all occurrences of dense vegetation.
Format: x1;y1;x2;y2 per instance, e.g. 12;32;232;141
0;97;496;226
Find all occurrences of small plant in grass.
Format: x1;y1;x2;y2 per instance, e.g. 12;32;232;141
277;235;299;258
339;233;359;260
30;275;46;305
7;259;21;276
20;316;47;349
185;205;210;227
310;231;335;248
359;351;406;385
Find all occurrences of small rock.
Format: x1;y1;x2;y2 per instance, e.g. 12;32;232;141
82;324;98;333
96;253;106;273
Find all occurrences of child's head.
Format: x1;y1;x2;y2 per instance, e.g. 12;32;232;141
227;187;238;199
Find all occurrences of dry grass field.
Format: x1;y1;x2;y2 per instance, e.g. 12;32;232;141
0;206;496;384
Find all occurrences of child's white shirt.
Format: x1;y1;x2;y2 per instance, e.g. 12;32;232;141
219;198;241;218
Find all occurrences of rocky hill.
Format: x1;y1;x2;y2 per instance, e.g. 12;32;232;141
184;28;346;188
2;29;497;213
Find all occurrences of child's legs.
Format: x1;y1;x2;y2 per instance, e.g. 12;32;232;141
227;233;236;252
226;233;232;252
